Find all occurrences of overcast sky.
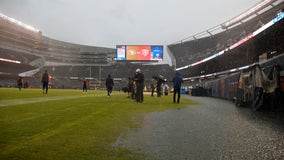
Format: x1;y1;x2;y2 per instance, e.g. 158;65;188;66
0;0;261;48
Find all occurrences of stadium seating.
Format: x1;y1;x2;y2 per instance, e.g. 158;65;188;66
168;1;284;78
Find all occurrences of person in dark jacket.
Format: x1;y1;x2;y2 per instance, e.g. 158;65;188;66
153;75;166;97
41;70;50;94
133;68;144;103
172;71;183;103
83;79;88;93
150;81;155;96
17;76;23;91
127;77;134;99
106;74;114;97
156;77;163;97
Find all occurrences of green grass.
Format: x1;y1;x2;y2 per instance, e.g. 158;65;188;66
0;88;197;160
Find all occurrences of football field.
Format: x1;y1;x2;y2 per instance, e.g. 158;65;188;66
0;88;194;160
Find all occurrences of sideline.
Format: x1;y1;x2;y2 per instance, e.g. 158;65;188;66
0;94;105;107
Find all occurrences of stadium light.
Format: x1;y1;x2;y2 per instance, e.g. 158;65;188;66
0;58;21;64
0;13;41;33
176;65;189;71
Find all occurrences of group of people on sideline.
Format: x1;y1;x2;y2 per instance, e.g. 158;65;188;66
122;68;184;103
111;68;144;102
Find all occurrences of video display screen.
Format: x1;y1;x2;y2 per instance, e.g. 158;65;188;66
116;45;163;61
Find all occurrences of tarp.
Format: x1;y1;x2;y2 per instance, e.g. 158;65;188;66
238;64;279;110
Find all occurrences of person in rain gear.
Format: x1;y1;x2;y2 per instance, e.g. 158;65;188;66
106;74;114;96
172;71;183;103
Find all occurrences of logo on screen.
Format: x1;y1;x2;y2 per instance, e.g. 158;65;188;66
141;49;149;56
129;50;136;55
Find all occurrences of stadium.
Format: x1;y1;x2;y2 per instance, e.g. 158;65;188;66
0;13;174;90
1;0;284;159
1;0;284;109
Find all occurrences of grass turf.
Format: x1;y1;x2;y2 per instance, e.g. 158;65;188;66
0;88;197;160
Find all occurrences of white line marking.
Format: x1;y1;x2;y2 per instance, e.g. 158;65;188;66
0;94;106;107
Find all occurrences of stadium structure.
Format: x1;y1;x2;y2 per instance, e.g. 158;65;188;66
168;0;284;111
1;0;284;110
0;13;174;90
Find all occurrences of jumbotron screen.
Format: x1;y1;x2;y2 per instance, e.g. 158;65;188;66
116;45;163;61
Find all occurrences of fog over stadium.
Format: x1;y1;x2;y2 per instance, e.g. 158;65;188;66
0;0;261;48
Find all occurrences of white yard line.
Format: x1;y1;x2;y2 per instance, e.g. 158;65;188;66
0;94;105;107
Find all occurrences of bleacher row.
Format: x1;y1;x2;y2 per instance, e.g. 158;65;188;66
0;61;35;74
0;48;39;64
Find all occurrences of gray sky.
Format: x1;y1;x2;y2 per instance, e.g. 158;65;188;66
0;0;261;48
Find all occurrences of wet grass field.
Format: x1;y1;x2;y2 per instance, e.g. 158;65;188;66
0;88;194;160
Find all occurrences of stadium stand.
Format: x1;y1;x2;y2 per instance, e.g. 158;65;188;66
168;0;284;79
1;10;176;89
1;12;124;88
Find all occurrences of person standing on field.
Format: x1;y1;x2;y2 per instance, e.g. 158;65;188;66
41;70;50;94
150;81;155;96
106;74;114;97
172;71;183;103
133;68;144;103
83;79;88;93
17;76;23;91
